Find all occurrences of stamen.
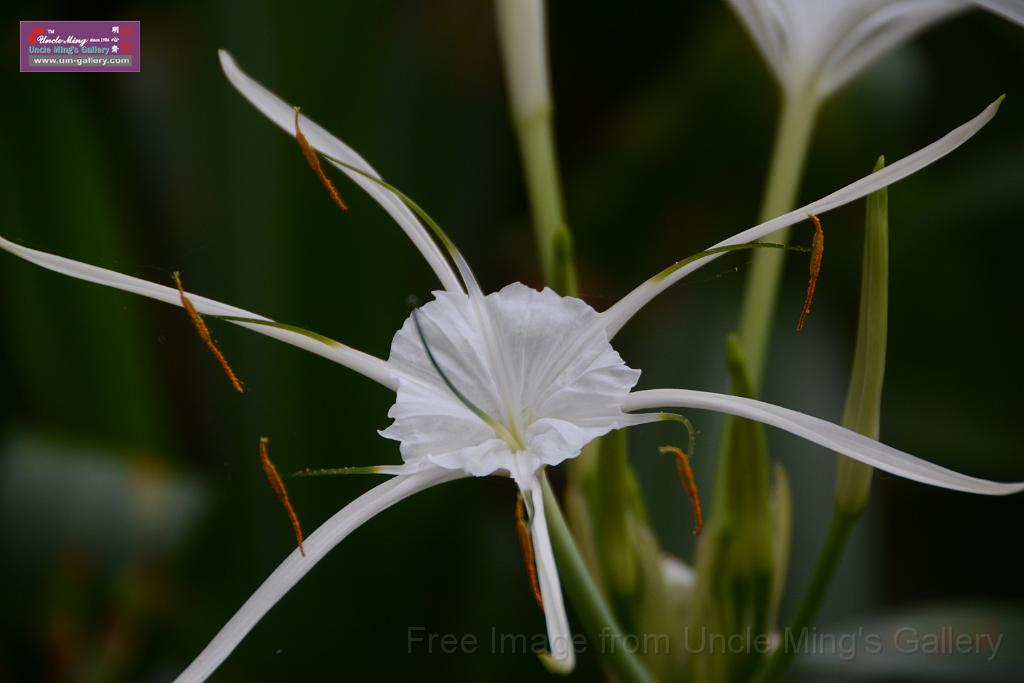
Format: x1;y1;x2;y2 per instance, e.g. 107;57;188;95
515;492;544;610
294;107;349;212
292;466;384;477
650;241;810;283
212;315;342;348
173;272;244;393
656;412;697;460
659;446;703;536
290;464;414;477
797;213;825;332
259;437;305;556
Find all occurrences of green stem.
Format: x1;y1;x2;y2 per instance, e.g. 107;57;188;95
751;507;860;683
514;107;578;296
542;476;657;683
753;158;890;683
735;89;819;391
498;9;649;679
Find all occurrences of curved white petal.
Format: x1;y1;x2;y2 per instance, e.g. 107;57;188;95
174;468;464;683
602;97;1001;337
382;284;640;477
974;0;1024;25
524;478;576;672
0;235;397;390
217;50;463;294
726;1;1022;98
819;0;967;97
624;389;1024;495
726;0;805;92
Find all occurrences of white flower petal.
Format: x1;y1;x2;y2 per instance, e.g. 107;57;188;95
819;0;967;97
602;97;1001;337
726;0;800;91
524;478;576;672
383;284;640;477
174;467;464;683
217;50;463;294
726;1;1022;98
624;389;1024;495
0;235;396;389
661;554;697;591
974;0;1024;25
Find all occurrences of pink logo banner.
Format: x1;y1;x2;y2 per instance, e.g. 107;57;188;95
20;21;140;73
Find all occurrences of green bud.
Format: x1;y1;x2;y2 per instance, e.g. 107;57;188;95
593;429;639;599
835;156;889;514
630;522;694;680
768;464;792;627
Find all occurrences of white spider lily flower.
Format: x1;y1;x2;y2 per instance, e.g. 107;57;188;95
726;0;1024;101
3;51;1021;682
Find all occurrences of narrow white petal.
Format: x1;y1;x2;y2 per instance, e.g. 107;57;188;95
974;0;1024;26
0;235;397;390
725;0;792;91
602;97;1002;337
661;554;697;591
727;0;1023;98
217;50;463;294
624;389;1024;496
525;478;576;672
174;468;464;683
818;0;966;97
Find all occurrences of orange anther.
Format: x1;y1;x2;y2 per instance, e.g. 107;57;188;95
515;492;544;610
294;108;349;213
659;446;703;536
259;437;305;556
173;272;244;393
797;213;825;332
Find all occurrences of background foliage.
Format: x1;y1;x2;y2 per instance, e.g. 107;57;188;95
1;2;1022;681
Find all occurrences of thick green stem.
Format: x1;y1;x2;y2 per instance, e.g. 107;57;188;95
751;508;859;683
542;476;657;683
495;0;577;294
515;108;578;295
735;89;819;390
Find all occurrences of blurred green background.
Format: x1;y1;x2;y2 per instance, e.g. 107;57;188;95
1;2;1022;681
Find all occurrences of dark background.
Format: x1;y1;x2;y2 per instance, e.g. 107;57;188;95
1;2;1022;681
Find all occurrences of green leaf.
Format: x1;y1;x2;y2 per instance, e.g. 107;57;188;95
541;476;657;683
835;155;889;514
